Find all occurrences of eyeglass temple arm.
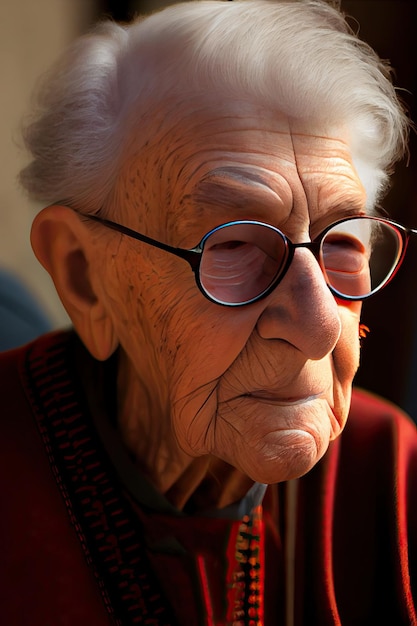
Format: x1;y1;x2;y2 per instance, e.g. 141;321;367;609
85;213;202;271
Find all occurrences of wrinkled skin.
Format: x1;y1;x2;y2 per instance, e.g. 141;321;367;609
88;97;364;508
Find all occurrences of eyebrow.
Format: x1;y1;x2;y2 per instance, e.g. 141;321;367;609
191;166;286;218
190;165;366;230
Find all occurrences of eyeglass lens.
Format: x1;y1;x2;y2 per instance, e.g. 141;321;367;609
199;218;403;305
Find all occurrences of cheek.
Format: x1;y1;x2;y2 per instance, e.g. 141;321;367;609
164;302;261;453
167;311;247;390
334;301;362;379
96;248;176;382
329;301;362;436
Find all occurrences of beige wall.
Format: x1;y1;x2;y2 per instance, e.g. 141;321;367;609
0;0;94;326
0;0;186;329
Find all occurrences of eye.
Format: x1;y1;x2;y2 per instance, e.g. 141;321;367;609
322;234;369;274
209;239;247;251
321;232;371;297
199;223;290;303
203;241;269;277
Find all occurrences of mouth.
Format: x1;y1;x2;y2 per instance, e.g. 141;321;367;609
243;391;323;405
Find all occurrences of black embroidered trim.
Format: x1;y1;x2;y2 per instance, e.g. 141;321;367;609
23;334;178;626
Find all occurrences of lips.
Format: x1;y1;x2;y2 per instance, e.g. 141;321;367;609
243;391;322;405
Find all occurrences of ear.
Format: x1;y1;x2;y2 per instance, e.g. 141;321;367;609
31;205;119;361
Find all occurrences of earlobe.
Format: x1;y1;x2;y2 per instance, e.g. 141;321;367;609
83;311;120;362
31;205;119;361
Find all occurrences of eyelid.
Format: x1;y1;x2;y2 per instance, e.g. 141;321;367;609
311;210;367;240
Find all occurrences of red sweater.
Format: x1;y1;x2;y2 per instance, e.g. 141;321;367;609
1;331;416;625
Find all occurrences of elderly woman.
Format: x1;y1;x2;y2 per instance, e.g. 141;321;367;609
1;1;416;624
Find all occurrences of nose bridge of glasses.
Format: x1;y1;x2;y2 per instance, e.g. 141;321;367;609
292;239;322;261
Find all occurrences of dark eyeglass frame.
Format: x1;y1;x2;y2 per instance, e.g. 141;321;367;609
81;212;416;307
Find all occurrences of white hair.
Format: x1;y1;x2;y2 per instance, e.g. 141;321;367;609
20;0;410;212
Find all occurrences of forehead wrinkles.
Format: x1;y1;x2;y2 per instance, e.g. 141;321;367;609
124;99;363;236
289;130;366;215
141;98;296;177
138;117;298;237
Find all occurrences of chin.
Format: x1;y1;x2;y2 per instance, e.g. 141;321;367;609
233;429;330;484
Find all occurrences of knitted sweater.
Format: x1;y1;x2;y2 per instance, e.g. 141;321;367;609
1;330;416;625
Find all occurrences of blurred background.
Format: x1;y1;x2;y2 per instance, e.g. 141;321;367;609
1;0;416;416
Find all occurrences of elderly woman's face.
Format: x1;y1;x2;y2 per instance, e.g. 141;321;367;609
98;98;365;484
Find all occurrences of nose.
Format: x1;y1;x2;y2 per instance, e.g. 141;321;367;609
256;248;342;359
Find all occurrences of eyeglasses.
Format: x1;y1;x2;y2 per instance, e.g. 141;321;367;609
82;213;416;307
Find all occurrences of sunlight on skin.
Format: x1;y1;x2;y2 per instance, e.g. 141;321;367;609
87;98;365;509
